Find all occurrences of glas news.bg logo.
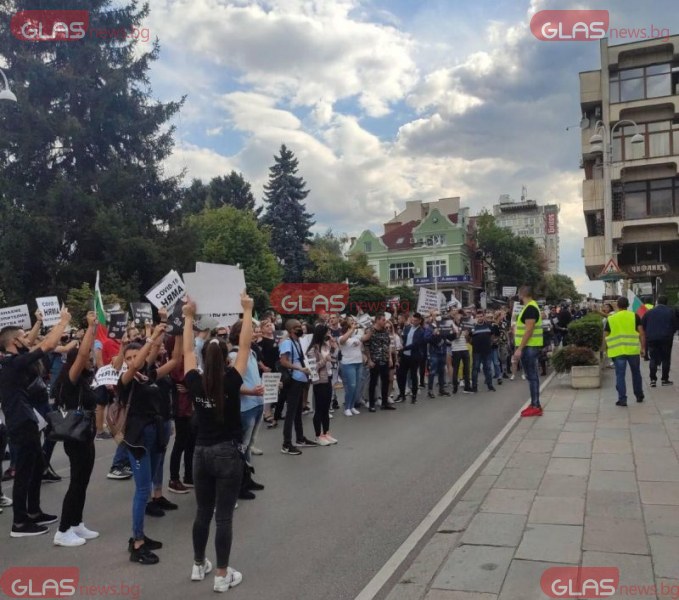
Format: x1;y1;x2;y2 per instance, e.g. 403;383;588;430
541;566;619;598
270;283;349;315
10;10;89;41
530;9;609;41
0;567;80;598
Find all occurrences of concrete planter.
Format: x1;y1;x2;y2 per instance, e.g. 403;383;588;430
570;365;601;389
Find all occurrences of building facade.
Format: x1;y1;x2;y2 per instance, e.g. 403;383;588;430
493;189;560;274
580;36;679;299
348;197;483;307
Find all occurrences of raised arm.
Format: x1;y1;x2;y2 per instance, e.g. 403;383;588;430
26;309;44;346
157;332;183;379
69;312;97;384
234;291;254;377
38;308;72;353
183;302;197;375
120;323;166;386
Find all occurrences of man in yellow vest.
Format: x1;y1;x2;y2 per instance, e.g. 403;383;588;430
514;286;544;417
605;296;645;407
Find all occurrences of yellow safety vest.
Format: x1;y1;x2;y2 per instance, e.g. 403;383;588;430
606;310;640;358
514;300;543;347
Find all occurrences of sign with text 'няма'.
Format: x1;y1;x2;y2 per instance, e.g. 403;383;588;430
145;270;185;310
36;296;61;327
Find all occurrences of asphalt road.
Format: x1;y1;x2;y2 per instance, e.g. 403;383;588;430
2;379;533;600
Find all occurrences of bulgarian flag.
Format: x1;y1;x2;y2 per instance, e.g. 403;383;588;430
627;289;648;318
94;271;109;344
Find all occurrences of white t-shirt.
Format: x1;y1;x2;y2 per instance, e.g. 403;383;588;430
340;334;363;364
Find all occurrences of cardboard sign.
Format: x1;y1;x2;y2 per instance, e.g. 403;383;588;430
36;296;61;327
356;313;372;329
108;312;128;340
130;302;153;326
91;364;123;388
502;286;517;298
201;313;240;327
306;356;320;383
262;372;282;404
145;270;186;310
184;263;246;314
164;301;185;336
0;304;31;330
417;288;440;313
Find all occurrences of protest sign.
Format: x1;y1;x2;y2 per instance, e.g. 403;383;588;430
511;301;523;326
306;356;320;383
108;312;128;340
184;263;245;314
130;302;153;326
356;313;372;329
201;313;240;327
164;301;185;335
502;286;518;298
0;304;31;330
91;364;122;388
36;296;61;327
145;270;185;310
299;333;313;354
417;288;440;313
262;372;282;404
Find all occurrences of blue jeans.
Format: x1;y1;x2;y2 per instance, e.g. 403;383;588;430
428;352;446;391
492;348;502;379
112;442;130;470
472;351;493;390
240;405;263;464
152;420;172;491
521;346;541;407
358;363;371;404
613;355;643;403
127;424;163;540
340;363;362;410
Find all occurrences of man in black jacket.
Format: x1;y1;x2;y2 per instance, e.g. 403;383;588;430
396;313;431;404
641;295;678;386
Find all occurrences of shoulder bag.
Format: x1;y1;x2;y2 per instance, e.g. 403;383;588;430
46;382;95;444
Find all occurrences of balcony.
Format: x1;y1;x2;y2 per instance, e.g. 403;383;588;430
610;96;679;123
387;278;414;288
579;70;602;107
583;179;604;212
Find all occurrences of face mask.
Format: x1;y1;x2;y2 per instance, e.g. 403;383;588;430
294;328;303;337
195;338;205;351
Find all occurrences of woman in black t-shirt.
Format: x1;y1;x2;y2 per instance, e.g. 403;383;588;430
183;292;253;593
52;312;99;548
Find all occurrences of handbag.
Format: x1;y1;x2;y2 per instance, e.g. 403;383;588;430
106;385;132;445
46;384;95;443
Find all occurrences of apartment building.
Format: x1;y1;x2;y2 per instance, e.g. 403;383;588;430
580;36;679;297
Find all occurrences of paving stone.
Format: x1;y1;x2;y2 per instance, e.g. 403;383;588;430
505;452;551;470
552;442;593;458
583;516;649;554
656;579;679;600
593;439;633;454
594;428;630;440
386;583;427;600
632;432;672;448
586;490;643;520
401;533;462;585
591;453;635;471
431;545;514;594
636;462;679;482
649;535;679;579
596;419;629;429
567;412;598;422
546;458;590;476
522;429;560;441
639;482;679;505
563;421;596;432
643;505;679;536
493;468;545;491
665;419;679;440
588;470;638;493
528;496;584;525
425;592;497;600
439;501;481;533
480;489;536;515
630;412;662;425
482;458;510;477
461;513;526;547
538;474;588;499
497;560;557;600
558;432;594;444
462;476;498;502
516;439;556;454
515;524;582;564
634;447;678;460
583;552;655;600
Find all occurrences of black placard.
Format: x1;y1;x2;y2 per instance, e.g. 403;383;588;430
130;302;154;326
108;312;128;340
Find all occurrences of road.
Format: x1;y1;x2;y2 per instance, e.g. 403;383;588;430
2;380;534;600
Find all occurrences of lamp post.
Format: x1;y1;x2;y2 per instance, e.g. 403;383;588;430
0;68;17;102
588;119;645;297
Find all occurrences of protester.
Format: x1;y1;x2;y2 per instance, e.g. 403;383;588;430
338;318;363;416
386;320;402;403
306;324;338;444
258;319;279;427
470;312;496;393
514;287;544;417
425;314;453;398
168;350;195;494
363;313;395;412
397;313;429;404
641;295;677;387
450;311;472;394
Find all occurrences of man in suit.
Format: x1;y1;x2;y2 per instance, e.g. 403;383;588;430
396;313;431;404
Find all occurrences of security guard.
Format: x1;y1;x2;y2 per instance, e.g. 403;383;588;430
514;286;543;417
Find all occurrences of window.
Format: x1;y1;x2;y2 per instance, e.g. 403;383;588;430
419;234;446;246
425;260;446;279
389;262;415;281
612;177;679;220
609;63;671;103
611;120;678;161
396;237;404;244
364;241;372;252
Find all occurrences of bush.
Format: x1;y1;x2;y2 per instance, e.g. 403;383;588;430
567;315;604;351
551;345;599;373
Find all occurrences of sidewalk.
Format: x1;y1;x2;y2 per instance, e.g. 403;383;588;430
384;364;679;600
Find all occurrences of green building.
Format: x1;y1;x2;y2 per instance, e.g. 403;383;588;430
347;197;483;307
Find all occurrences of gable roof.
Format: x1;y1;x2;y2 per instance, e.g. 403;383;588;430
380;220;419;250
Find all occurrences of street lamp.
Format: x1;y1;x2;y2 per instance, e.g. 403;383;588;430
0;68;17;102
588;119;645;296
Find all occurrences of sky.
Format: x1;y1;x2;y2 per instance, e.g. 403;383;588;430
141;0;679;297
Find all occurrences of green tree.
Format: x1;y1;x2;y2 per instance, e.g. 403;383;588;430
544;273;582;305
208;171;261;215
260;145;315;282
65;283;126;328
0;0;184;304
188;206;282;312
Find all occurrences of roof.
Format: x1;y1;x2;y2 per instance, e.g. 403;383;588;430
381;220;419;250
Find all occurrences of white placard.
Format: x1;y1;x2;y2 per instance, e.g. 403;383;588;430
145;270;186;310
357;313;372;329
502;286;517;298
306;356;320;383
201;313;241;327
262;372;282;404
299;334;313;354
417;288;440;313
184;263;246;314
36;296;61;327
0;304;31;330
91;364;122;388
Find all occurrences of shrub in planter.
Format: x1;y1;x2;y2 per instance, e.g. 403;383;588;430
551;345;599;374
567;315;604;352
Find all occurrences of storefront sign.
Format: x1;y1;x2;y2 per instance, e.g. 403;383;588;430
413;275;471;285
627;263;669;276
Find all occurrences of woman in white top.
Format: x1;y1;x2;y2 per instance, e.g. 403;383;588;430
338;318;364;416
386;320;402;402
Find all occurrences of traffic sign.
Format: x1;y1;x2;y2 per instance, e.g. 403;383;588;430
600;259;621;276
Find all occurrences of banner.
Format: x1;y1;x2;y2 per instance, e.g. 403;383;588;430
262;372;282;404
35;296;61;327
0;304;31;329
417;288;440;313
130;302;153;326
145;270;186;310
108;312;128;340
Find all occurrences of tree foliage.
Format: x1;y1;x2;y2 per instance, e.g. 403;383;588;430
65;283;126;328
304;230;380;285
544;273;582;305
178;172;261;219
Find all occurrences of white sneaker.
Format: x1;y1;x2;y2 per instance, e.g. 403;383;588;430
324;434;338;445
72;522;99;540
521;374;526;380
250;447;263;456
214;567;242;592
191;558;213;581
0;493;12;507
54;528;87;547
344;409;353;417
316;436;331;446
351;408;360;415
329;413;333;419
510;374;515;381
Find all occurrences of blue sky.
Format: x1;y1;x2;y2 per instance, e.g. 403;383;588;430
145;0;679;296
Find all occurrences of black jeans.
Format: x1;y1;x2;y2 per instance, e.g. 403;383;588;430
273;380;290;421
170;416;196;482
397;355;420;398
283;380;305;445
648;339;673;382
452;350;471;390
418;355;427;387
59;439;95;532
369;363;390;408
313;382;332;436
10;422;45;524
192;441;243;569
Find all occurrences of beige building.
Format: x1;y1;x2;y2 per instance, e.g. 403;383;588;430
580;36;679;297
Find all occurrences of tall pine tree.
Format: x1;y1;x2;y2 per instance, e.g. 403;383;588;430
0;0;184;303
260;145;315;282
